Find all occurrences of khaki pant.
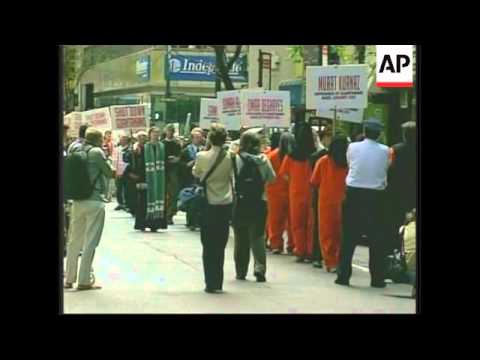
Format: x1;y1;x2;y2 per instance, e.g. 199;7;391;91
233;202;267;277
65;200;105;286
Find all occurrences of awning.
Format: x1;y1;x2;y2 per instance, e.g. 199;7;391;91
278;79;305;106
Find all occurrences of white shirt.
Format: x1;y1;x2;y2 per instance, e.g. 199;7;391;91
346;139;389;190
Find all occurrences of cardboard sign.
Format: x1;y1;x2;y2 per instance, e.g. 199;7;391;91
82;107;112;130
218;90;242;131
200;98;220;130
64;112;84;138
110;104;148;131
306;65;368;110
316;108;364;124
241;90;290;128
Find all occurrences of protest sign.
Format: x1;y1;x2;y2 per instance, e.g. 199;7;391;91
110;104;148;131
241;90;290;128
306;65;368;110
200;98;220;130
64;112;84;138
82;107;112;130
218;90;242;131
316;108;364;124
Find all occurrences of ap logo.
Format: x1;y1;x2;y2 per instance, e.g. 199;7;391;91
376;45;413;88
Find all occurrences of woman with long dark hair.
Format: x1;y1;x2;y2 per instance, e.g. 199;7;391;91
278;122;316;262
310;135;349;273
266;131;295;254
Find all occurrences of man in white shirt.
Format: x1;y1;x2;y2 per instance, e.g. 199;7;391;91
335;118;390;288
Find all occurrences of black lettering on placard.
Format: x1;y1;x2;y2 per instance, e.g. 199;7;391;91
397;55;410;70
379;55;396;73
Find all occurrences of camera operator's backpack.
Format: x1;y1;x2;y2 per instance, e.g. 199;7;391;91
232;154;265;224
64;145;102;200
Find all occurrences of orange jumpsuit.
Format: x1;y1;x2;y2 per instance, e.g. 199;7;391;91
279;155;314;257
310;156;348;269
266;149;293;251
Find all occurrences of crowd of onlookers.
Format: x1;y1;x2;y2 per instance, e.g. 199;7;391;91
63;118;416;298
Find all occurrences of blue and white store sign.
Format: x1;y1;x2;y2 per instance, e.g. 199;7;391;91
136;55;150;81
168;54;247;82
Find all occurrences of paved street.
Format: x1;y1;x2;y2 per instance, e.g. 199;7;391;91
63;203;415;314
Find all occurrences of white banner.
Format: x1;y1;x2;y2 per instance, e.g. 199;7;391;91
200;98;220;130
218;90;242;131
110;104;148;131
316;108;364;124
64;112;84;138
82;107;112;130
241;90;291;128
306;65;369;110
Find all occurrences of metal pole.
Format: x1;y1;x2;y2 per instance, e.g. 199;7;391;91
258;49;263;88
333;106;337;136
268;54;272;90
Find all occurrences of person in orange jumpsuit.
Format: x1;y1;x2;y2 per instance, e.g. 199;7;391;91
279;122;316;263
266;132;295;254
310;136;349;272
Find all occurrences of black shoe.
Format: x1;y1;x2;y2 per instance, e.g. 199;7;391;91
371;281;387;288
312;260;323;268
271;249;282;255
205;288;222;294
295;256;305;263
236;275;246;280
114;205;124;211
254;272;266;282
335;278;350;286
168;219;174;225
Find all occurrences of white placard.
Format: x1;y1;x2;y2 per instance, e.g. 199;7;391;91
82;107;112;130
64;112;84;138
218;90;242;131
316;108;364;124
200;98;220;130
110;104;148;131
241;90;291;128
306;65;368;110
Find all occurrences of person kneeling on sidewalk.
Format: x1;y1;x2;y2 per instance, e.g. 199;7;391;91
65;127;115;290
232;132;276;283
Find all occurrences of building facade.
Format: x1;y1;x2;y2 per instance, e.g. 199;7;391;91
75;45;248;131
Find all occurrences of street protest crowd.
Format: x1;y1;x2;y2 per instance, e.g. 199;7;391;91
62;119;416;297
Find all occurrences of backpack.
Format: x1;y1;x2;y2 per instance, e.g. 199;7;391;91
64;145;102;200
232;154;265;224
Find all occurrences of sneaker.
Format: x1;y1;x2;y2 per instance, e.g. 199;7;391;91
313;261;323;268
271;249;282;255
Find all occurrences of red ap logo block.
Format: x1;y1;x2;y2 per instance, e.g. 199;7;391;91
376;45;414;88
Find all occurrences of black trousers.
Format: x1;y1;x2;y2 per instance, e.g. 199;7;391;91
200;203;232;290
337;187;386;284
116;176;126;206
